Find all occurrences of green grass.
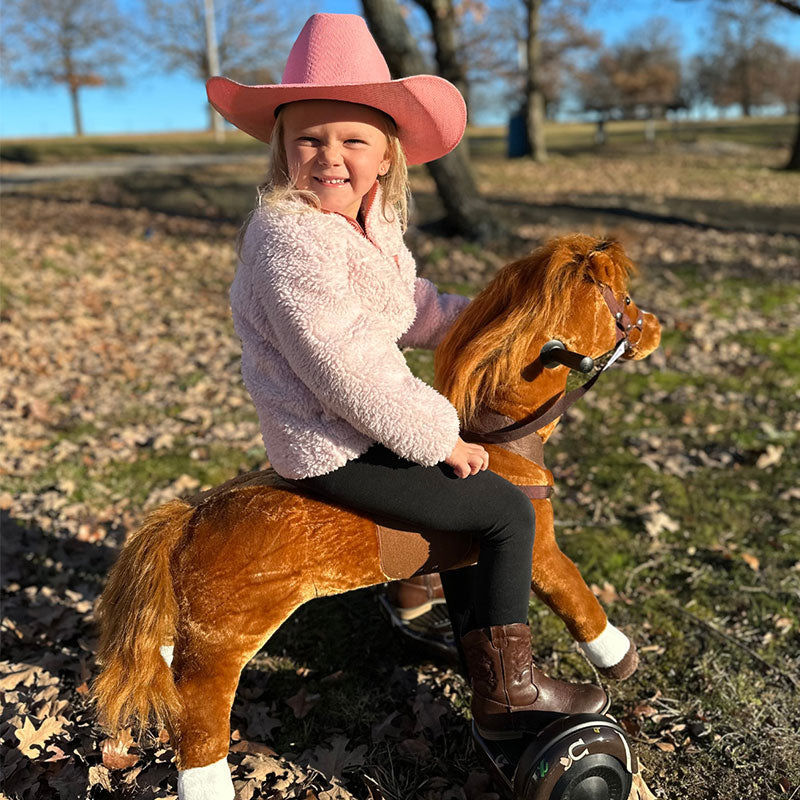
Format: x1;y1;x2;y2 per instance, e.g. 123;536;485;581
733;328;800;373
2;441;261;508
403;349;436;385
635;268;800;326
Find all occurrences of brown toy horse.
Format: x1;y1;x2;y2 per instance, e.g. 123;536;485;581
93;234;661;800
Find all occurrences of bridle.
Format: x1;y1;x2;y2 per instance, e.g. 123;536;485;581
600;284;644;350
459;283;645;498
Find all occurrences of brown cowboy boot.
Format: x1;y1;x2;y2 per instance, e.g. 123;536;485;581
385;574;446;620
379;574;459;665
461;622;610;740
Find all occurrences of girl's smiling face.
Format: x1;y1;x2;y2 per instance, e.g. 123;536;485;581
282;100;392;219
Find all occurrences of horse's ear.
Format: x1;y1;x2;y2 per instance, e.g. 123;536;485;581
588;250;617;287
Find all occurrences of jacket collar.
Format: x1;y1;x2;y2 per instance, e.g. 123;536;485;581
320;181;381;240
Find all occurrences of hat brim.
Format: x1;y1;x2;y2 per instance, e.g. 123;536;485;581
206;75;466;165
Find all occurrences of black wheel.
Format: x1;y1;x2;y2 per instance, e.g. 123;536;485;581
549;752;630;800
513;714;635;800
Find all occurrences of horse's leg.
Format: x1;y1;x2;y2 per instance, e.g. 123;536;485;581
529;499;638;679
163;484;389;800
163;487;321;800
168;592;304;800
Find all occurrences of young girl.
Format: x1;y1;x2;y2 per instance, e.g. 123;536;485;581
207;12;608;740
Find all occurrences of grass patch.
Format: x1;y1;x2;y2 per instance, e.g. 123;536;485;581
433;281;476;297
733;328;800;374
665;267;800;317
100;445;257;504
2;443;260;507
404;349;435;385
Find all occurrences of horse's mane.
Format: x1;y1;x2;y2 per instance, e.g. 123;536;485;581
434;234;634;427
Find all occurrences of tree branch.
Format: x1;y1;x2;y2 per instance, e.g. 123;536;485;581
768;0;800;14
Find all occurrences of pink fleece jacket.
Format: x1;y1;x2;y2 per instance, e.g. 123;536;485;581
230;183;471;479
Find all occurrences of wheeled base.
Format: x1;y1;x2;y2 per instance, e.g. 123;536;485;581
472;713;636;800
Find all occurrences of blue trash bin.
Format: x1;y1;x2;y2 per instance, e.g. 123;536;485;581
507;111;530;158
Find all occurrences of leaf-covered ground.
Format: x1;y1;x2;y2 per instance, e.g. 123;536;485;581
1;138;799;799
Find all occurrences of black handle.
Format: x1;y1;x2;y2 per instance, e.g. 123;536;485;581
540;340;595;373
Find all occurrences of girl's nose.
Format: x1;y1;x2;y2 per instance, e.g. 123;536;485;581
317;145;342;166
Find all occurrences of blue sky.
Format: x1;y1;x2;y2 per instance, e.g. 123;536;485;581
2;0;798;139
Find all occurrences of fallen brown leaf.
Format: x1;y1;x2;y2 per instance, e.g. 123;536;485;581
231;738;278;757
101;727;139;770
630;770;657;800
741;552;760;572
303;734;367;782
88;763;113;790
397;737;431;761
590;581;619;605
14;715;66;758
286;686;321;719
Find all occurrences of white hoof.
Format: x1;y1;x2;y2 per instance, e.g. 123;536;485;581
177;756;235;800
578;623;631;669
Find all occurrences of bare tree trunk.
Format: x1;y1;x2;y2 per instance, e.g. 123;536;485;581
361;0;498;240
69;85;83;137
764;0;800;168
413;0;471;158
740;60;753;117
413;0;469;109
788;123;800;170
524;0;547;162
786;97;800;170
203;0;225;142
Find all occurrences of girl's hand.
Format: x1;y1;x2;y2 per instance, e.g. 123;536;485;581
445;437;489;479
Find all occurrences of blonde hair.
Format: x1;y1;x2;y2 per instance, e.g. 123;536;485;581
237;102;409;256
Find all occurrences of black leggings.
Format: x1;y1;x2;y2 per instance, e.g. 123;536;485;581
291;443;536;637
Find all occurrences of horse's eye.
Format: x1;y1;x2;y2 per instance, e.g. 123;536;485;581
625;296;631;305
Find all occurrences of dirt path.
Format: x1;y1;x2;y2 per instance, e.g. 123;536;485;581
0;153;262;189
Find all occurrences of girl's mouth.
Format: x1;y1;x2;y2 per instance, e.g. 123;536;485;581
315;177;349;186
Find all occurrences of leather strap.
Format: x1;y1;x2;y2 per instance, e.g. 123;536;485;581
518;485;554;499
376;521;480;579
601;284;643;347
465;410;553;499
466;409;546;465
461;369;605;444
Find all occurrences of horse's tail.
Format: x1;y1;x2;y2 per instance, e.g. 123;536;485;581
92;498;193;741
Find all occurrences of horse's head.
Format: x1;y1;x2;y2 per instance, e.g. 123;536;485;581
536;235;662;367
435;234;661;430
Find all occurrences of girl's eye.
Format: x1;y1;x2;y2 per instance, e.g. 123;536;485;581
346;139;367;145
297;136;318;143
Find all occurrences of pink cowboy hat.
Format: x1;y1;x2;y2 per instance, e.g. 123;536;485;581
205;13;466;165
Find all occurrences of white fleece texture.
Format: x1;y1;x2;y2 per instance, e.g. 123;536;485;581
578;622;631;668
230;185;471;479
177;756;234;800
